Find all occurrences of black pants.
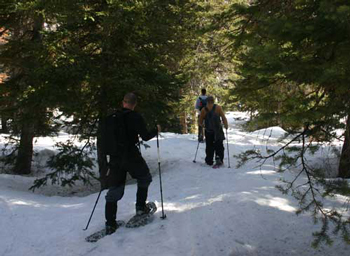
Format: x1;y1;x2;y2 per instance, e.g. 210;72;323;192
105;151;152;225
198;115;204;141
205;131;224;165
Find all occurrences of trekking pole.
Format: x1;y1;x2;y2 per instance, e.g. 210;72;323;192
157;131;167;219
193;140;200;163
226;128;231;168
83;189;102;230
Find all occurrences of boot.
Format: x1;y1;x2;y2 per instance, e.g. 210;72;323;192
105;224;117;235
135;203;151;216
105;202;117;235
215;156;223;166
136;185;149;215
198;135;204;143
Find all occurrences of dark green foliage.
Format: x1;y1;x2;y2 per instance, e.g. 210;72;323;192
46;0;193;184
0;136;18;172
29;141;96;191
227;0;350;135
0;0;194;178
0;0;66;174
224;0;350;246
48;0;189;126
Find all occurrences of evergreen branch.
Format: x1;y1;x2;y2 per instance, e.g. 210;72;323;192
261;130;306;160
286;169;306;190
29;139;96;191
319;127;344;142
238;124;350;246
300;133;326;216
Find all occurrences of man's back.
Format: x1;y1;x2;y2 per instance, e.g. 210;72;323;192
123;108;157;150
199;104;228;129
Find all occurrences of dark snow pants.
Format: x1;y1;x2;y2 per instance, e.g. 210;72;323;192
205;130;224;165
105;152;152;205
105;151;152;225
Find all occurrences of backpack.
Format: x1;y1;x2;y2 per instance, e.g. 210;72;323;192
198;96;207;110
204;104;225;141
100;110;131;157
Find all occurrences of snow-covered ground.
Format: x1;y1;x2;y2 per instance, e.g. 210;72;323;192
0;112;348;256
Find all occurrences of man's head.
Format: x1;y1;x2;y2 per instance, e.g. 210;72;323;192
201;88;206;95
123;92;137;110
206;96;214;105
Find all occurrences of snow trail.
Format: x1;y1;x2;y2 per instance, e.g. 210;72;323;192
0;112;348;256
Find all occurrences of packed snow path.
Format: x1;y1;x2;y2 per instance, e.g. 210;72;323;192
0;112;348;256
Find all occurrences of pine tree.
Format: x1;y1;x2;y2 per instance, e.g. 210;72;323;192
224;0;350;246
0;0;59;174
228;0;350;176
18;0;195;189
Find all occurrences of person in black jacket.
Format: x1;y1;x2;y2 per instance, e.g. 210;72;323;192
104;92;161;234
194;88;207;142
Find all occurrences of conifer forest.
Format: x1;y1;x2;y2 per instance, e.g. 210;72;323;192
1;0;350;248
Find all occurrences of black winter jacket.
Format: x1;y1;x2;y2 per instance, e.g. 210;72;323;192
122;108;157;157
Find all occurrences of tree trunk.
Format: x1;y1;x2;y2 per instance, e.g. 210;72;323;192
13;124;34;174
190;110;197;134
12;14;44;175
180;111;188;134
339;115;350;178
